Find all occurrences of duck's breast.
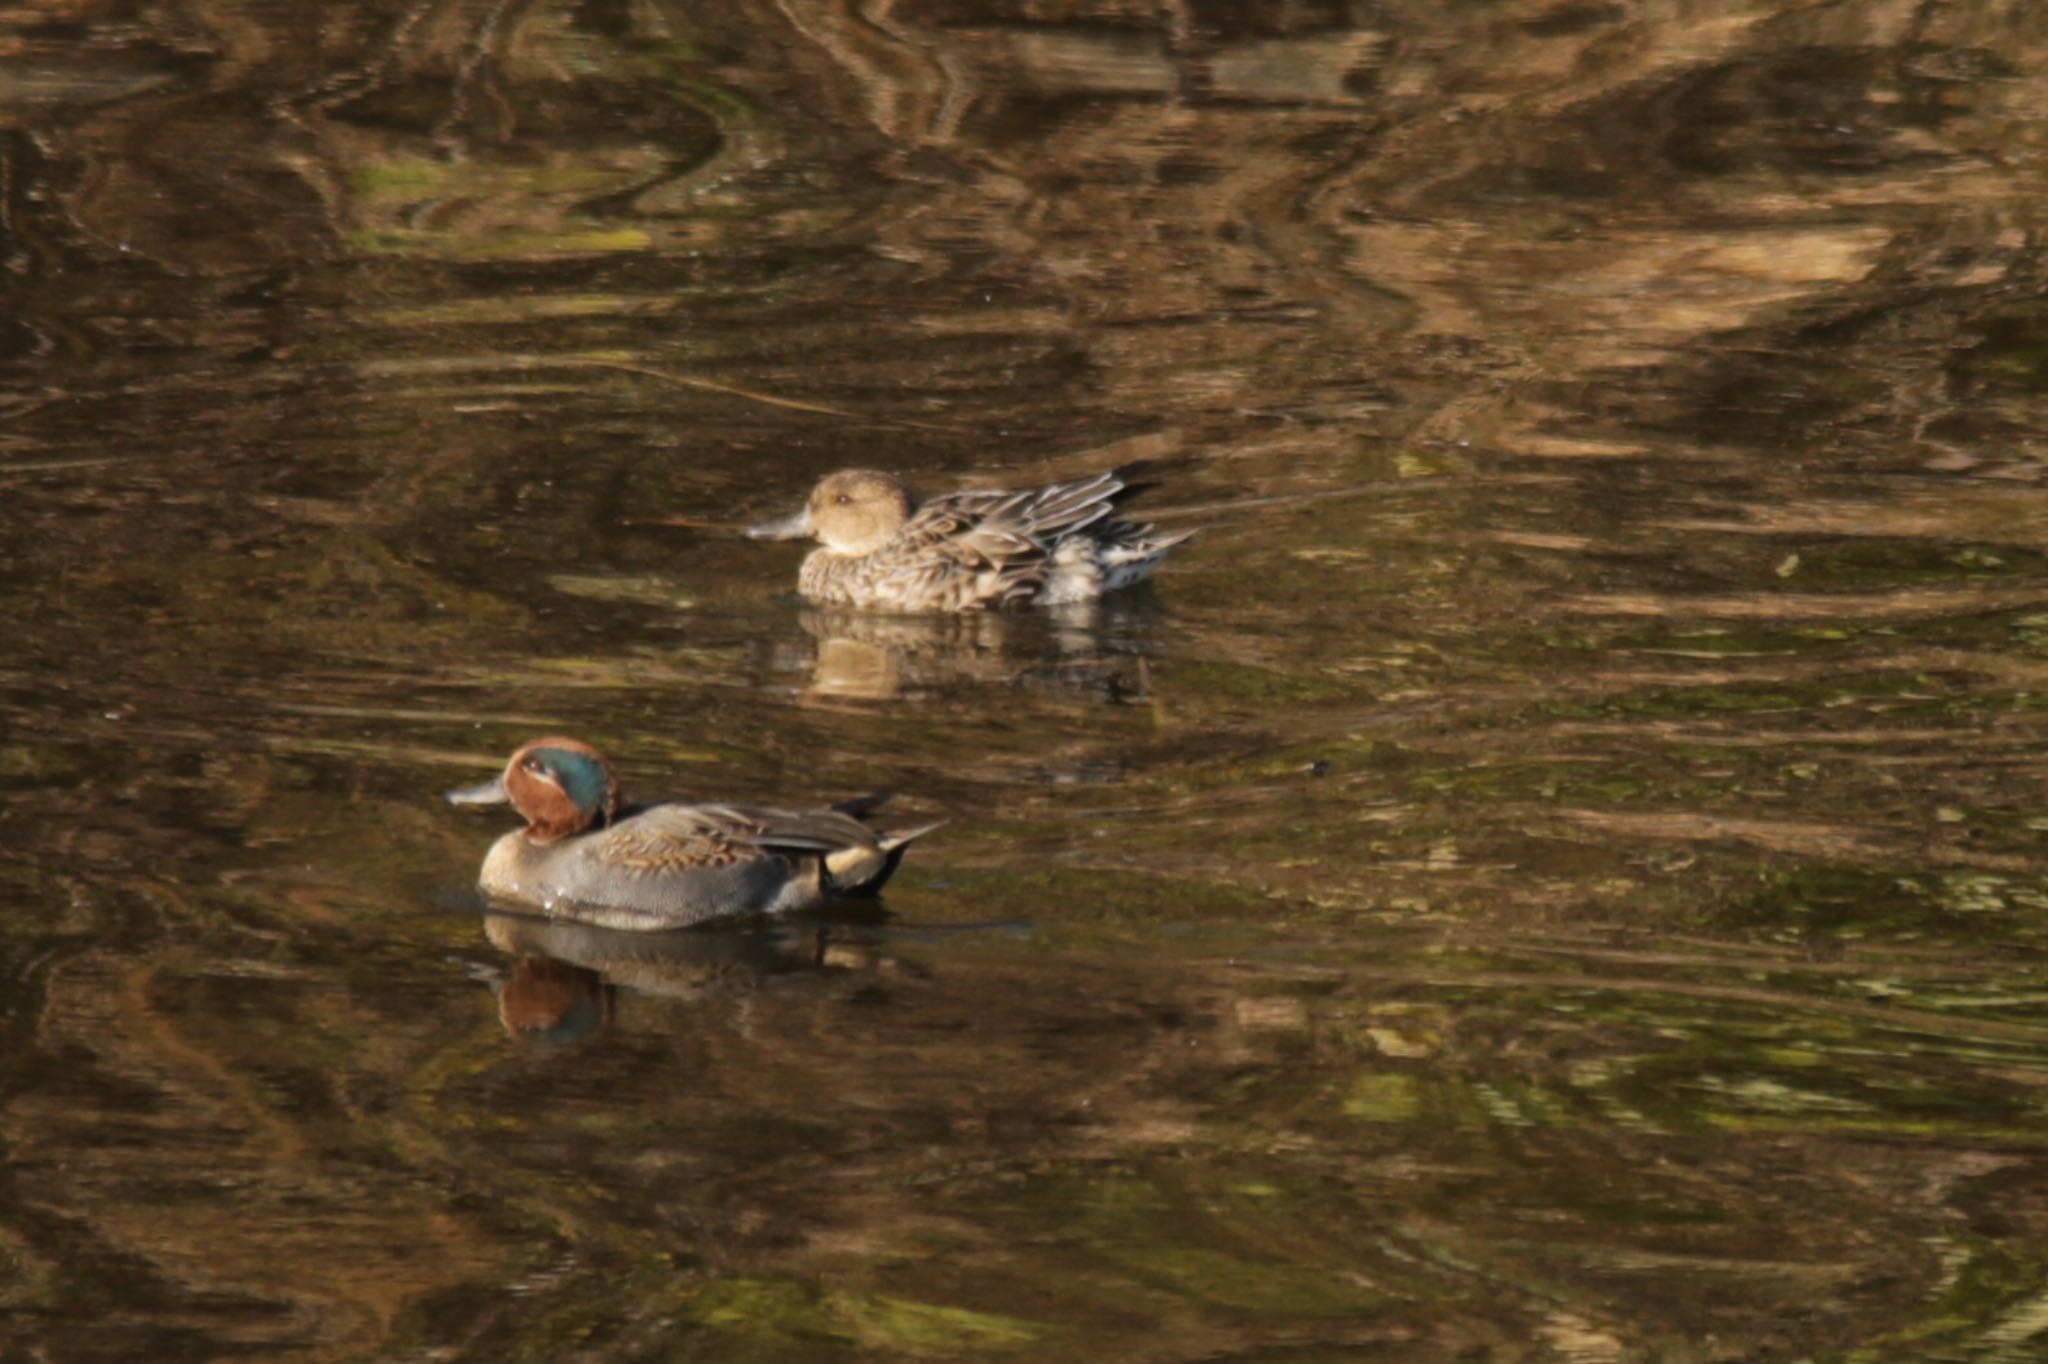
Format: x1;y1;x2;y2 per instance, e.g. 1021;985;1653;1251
798;548;881;607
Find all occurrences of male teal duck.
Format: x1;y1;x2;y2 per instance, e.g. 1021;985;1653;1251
746;468;1193;612
448;737;938;931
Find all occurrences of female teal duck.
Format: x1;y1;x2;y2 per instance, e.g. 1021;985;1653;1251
746;468;1192;612
448;737;938;931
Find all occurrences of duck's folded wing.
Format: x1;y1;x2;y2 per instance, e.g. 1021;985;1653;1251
614;802;881;855
1012;472;1124;540
581;807;767;874
731;804;887;853
917;473;1130;561
584;802;929;906
899;491;1035;566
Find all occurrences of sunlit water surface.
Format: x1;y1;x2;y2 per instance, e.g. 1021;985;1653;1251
6;3;2048;1360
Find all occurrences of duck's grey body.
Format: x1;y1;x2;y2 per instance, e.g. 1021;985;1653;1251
476;800;911;931
449;738;937;931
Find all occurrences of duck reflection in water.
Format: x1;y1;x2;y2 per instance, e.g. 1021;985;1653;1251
482;910;910;1046
495;953;614;1047
788;600;1163;702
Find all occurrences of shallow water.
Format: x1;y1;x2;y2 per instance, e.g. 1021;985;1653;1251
6;2;2048;1359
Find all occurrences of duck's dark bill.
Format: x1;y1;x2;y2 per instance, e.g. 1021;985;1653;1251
446;776;510;806
745;508;812;540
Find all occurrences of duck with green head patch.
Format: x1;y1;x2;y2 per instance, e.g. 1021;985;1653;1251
746;467;1193;612
447;738;940;930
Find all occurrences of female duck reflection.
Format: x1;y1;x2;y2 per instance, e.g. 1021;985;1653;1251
785;604;1165;702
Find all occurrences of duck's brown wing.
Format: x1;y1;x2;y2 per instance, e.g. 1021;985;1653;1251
1008;471;1127;539
596;802;881;860
897;490;1033;563
582;800;930;902
919;473;1124;553
681;802;933;895
704;802;889;853
888;474;1128;607
580;805;781;875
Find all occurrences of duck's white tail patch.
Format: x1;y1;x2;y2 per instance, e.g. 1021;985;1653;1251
1046;528;1194;602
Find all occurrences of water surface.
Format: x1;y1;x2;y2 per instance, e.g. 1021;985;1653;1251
6;2;2048;1360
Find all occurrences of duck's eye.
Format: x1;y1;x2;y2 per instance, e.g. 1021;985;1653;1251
833;493;852;505
521;757;546;774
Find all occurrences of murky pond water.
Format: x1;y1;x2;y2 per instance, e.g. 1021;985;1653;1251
7;2;2048;1359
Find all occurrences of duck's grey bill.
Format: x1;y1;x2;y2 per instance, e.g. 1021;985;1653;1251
446;775;510;806
745;509;813;541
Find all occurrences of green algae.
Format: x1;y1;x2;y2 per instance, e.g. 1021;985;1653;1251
1405;759;1655;805
1834;1237;2048;1361
1787;538;2048;587
1097;1243;1383;1316
1341;1072;1426;1122
989;1174;1385;1320
0;743;88;784
828;1293;1047;1352
1720;864;2048;944
352;159;640;205
677;1278;1046;1355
